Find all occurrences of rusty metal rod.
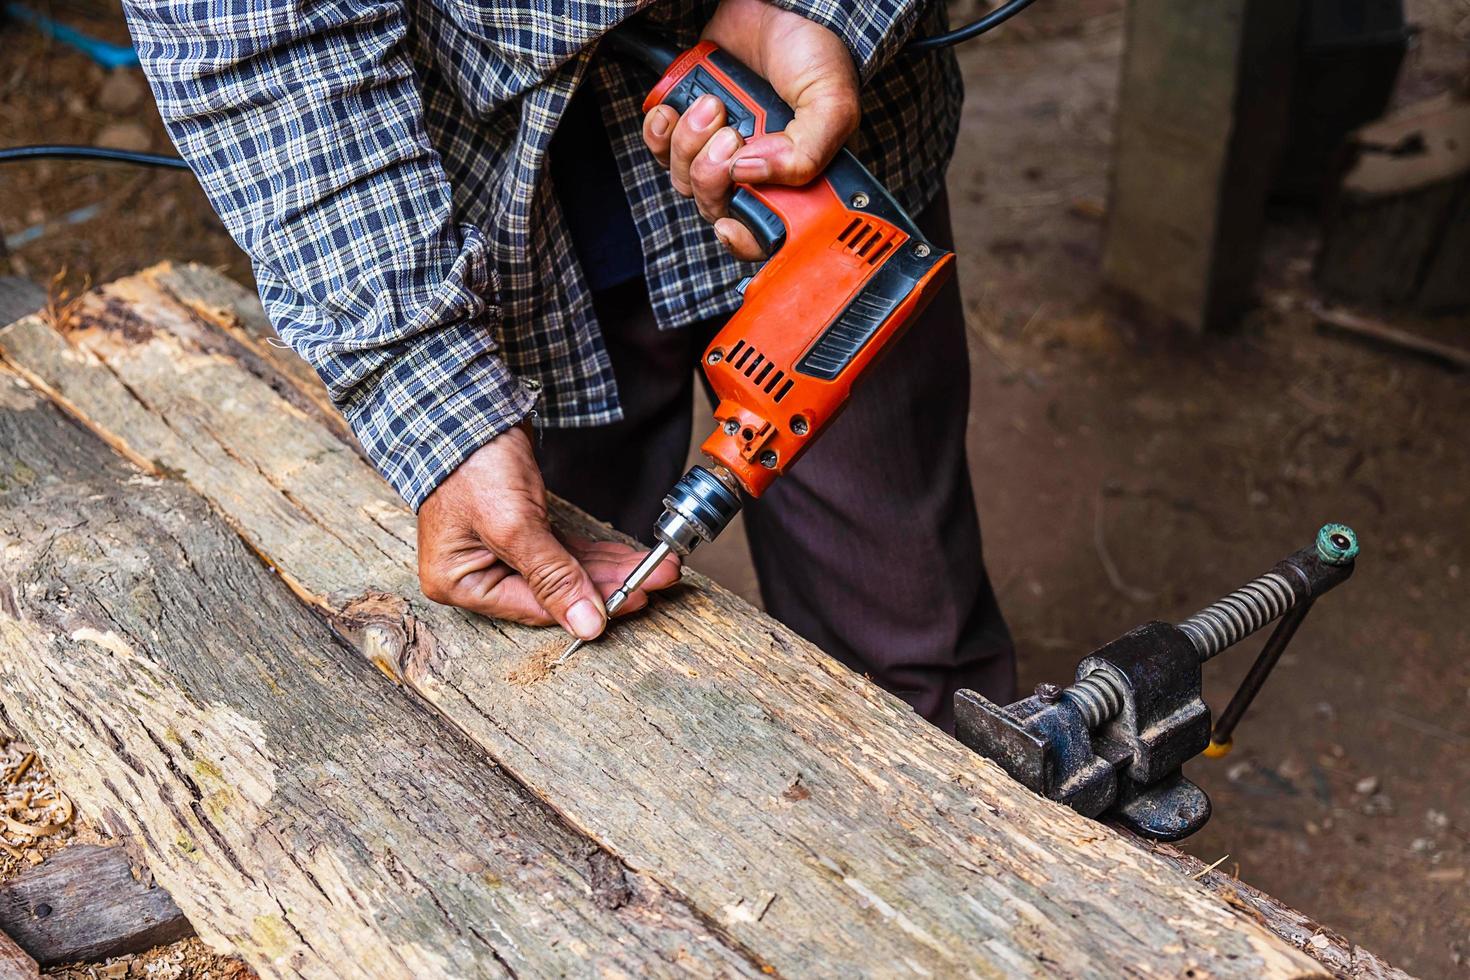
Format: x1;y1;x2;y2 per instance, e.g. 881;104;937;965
1208;597;1316;751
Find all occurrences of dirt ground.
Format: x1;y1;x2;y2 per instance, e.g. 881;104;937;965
2;0;1468;976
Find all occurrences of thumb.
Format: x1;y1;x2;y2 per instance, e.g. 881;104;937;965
729;80;859;187
495;521;607;640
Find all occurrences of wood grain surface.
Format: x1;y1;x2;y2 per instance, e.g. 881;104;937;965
0;371;761;978
0;264;1342;977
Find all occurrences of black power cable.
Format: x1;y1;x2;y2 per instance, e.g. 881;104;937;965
906;0;1038;52
0;0;1037;172
0;143;191;169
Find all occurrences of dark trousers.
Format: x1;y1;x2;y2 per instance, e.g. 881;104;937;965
540;192;1016;731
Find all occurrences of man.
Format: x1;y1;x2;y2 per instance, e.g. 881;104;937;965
124;0;1014;730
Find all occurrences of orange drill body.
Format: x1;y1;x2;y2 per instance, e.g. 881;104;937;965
556;27;956;665
643;41;955;497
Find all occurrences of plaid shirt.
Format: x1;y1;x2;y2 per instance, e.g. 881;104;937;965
123;0;963;507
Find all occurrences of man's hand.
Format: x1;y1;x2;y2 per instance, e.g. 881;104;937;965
417;426;681;639
640;0;860;260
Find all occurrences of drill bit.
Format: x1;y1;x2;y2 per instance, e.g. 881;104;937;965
554;540;675;666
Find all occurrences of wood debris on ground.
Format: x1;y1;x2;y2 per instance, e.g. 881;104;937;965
0;735;83;878
0;735;250;980
44;938;257;980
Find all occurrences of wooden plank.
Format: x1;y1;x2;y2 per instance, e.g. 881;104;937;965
0;928;39;980
0;265;1325;977
1140;840;1413;980
0;844;192;967
1102;0;1301;330
149;266;1406;977
0;370;763;979
1309;300;1470;372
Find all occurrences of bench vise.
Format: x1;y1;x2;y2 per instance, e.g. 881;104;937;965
955;524;1359;841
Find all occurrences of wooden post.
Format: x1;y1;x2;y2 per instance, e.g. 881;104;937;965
1103;0;1302;331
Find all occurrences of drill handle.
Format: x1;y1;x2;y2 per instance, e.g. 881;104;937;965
617;23;953;497
634;35;927;257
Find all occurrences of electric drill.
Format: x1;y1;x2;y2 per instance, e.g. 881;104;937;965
558;25;955;662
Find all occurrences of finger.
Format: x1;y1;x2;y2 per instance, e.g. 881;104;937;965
642;105;677;169
585;548;683;592
437;568;556;627
729;81;859;187
670;93;725;197
492;522;607;640
566;535;679;571
434;556;669;627
690;126;742;222
713;217;765;262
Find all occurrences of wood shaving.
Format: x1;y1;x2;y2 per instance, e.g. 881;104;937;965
45;937;257;980
0;740;81;880
41;267;90;336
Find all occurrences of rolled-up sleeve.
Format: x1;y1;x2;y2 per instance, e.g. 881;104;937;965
123;0;536;507
766;0;929;80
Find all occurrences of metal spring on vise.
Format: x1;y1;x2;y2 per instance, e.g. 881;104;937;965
1176;572;1297;661
1053;525;1355;741
1062;673;1125;729
1061;571;1300;729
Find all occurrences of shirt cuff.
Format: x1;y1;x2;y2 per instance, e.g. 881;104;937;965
341;319;539;510
766;0;924;80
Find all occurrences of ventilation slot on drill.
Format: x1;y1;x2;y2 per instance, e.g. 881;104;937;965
836;218;895;265
727;340;792;402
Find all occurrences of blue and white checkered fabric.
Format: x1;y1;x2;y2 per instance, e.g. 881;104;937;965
123;0;962;508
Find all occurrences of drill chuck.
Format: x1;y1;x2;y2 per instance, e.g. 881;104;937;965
655;465;743;556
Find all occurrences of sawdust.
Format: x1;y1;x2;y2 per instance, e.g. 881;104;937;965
506;644;560;686
45;937;257;980
0;734;82;881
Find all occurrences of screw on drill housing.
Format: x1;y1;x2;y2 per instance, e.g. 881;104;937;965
758;450;778;469
707;350;723;364
790;416;809;436
850;192;869;208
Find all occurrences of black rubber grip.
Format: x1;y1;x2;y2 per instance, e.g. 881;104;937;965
795;243;945;380
654;50;797;254
729;189;787;254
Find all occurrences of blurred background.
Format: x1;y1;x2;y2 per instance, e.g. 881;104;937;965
2;0;1467;976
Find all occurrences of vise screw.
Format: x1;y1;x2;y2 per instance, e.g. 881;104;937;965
955;524;1359;841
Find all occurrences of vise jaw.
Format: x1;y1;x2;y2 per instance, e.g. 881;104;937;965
956;622;1212;841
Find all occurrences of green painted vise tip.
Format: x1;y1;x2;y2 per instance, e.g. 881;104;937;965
1316;523;1359;565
